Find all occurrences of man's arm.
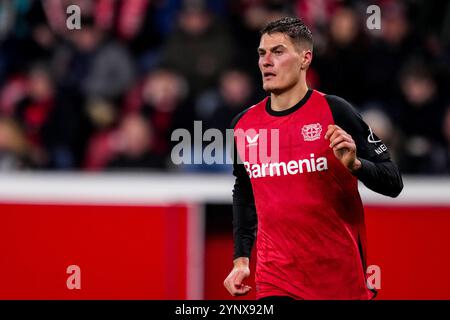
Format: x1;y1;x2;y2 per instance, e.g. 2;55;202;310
224;110;257;296
228;109;258;259
224;158;256;296
325;95;403;197
232;156;257;259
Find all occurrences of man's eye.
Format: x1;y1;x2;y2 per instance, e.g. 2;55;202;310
274;50;282;55
258;52;265;56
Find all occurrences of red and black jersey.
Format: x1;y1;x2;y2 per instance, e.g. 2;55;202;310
231;89;403;300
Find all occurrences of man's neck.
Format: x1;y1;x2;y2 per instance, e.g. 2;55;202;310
270;82;309;112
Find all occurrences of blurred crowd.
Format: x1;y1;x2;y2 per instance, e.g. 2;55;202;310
0;0;449;174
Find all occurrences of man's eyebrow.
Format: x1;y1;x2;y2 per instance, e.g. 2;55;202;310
270;45;287;51
257;44;287;53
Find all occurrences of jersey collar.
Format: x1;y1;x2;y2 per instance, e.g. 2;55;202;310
265;88;313;117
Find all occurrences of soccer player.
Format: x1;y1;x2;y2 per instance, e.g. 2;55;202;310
223;17;403;300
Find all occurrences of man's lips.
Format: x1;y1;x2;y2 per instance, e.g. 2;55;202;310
263;72;276;79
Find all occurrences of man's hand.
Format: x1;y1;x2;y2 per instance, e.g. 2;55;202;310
223;257;252;296
324;124;361;173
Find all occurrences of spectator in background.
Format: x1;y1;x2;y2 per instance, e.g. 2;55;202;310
0;0;49;83
0;74;28;117
95;0;163;71
14;63;54;168
0;117;31;170
196;68;257;132
184;68;257;173
106;113;166;171
364;1;421;103
56;15;135;100
396;61;447;174
125;68;191;157
81;96;119;170
314;5;368;105
48;14;135;168
294;0;340;34
162;2;234;95
85;68;190;171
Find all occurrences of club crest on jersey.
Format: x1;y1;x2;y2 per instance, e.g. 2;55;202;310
301;123;322;141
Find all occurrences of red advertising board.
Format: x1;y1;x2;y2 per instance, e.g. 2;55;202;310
0;203;193;299
204;205;450;300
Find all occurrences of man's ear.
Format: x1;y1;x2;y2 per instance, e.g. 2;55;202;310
301;50;313;70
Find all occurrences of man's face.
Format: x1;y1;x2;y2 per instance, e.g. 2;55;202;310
258;32;306;93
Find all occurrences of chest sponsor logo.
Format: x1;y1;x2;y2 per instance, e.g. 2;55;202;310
244;154;328;179
301;123;322;141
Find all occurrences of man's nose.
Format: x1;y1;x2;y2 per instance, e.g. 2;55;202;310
261;53;273;67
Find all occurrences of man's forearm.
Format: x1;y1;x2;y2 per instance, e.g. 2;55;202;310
233;204;257;259
355;158;403;197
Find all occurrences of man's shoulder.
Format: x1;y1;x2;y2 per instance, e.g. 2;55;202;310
230;97;268;129
310;89;355;113
320;92;362;121
320;92;366;135
320;92;352;109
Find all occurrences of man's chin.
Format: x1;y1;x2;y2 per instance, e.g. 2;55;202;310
263;84;282;94
262;83;278;92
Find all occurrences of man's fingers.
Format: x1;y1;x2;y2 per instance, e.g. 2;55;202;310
224;279;251;296
224;281;236;296
325;125;349;141
332;141;354;152
224;268;251;296
233;285;252;296
329;135;352;148
232;270;250;295
330;134;353;147
324;125;336;139
224;274;237;294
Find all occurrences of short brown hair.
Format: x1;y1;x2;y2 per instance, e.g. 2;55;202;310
260;17;313;50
